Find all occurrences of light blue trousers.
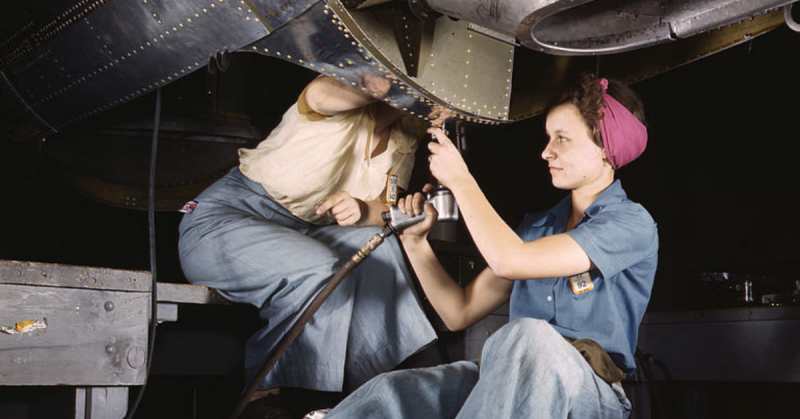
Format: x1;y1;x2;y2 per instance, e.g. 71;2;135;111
178;168;437;392
325;318;632;418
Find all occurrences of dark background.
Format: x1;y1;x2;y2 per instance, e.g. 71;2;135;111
2;23;799;419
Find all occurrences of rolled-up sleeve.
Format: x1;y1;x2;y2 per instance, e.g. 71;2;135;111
567;203;658;280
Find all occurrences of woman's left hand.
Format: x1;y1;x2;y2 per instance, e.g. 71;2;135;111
316;191;365;226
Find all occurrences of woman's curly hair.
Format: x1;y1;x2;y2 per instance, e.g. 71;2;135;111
549;73;647;148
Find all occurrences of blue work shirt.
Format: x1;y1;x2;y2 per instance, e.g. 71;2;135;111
509;180;658;375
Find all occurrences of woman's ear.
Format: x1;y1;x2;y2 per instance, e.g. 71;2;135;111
600;147;613;167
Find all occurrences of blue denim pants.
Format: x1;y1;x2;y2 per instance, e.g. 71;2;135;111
178;167;437;392
324;318;632;418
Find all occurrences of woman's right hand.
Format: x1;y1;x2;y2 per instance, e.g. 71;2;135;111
427;127;471;191
397;184;437;242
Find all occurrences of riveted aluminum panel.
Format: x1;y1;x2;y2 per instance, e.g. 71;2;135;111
246;1;513;125
1;0;271;139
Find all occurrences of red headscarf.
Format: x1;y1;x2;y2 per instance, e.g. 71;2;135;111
597;78;648;169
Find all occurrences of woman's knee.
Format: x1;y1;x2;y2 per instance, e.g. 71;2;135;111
483;318;564;365
495;318;555;343
371;363;476;397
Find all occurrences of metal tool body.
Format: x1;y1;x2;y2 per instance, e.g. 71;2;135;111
381;184;458;234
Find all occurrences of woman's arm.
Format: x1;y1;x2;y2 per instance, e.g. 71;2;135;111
427;128;593;280
398;200;513;331
304;74;390;116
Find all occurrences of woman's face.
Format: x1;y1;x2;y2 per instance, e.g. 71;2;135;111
542;103;610;191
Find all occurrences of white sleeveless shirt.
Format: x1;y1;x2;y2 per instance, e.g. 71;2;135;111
239;90;418;224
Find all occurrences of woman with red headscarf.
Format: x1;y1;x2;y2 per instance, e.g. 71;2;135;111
320;73;658;419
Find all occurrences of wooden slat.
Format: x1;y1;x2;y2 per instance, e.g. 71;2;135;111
0;260;151;292
155;282;229;305
0;283;149;386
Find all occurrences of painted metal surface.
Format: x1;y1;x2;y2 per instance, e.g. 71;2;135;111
0;0;271;141
245;1;513;125
419;0;795;55
508;7;786;120
1;0;794;143
639;307;800;382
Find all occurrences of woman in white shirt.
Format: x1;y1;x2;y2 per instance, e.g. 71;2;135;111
177;75;437;410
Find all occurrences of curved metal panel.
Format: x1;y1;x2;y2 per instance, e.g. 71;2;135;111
38;115;257;211
248;0;321;30
517;0;795;55
0;1;115;70
600;8;786;83
416;0;540;37
247;1;513;124
0;72;55;142
0;0;794;143
418;0;795;55
348;3;515;121
1;0;271;141
507;7;786;120
785;3;800;31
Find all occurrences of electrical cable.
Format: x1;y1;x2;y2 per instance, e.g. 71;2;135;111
124;87;162;419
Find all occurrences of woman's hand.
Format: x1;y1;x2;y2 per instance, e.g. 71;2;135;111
360;72;392;99
316;191;365;226
428;105;453;128
427;127;471;190
397;184;437;242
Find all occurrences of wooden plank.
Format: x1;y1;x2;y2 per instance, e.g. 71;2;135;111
0;283;149;386
0;260;151;292
155;282;229;305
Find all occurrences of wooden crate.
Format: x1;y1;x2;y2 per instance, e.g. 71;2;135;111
0;260;151;386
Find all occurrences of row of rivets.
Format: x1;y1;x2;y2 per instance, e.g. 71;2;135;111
1;0;112;68
57;0;260;128
423;30;512;120
324;3;503;124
